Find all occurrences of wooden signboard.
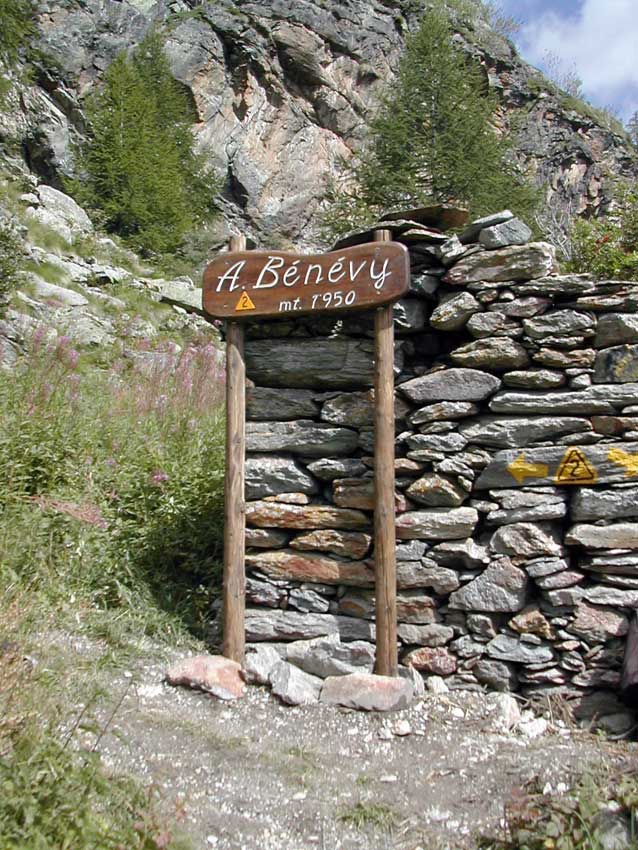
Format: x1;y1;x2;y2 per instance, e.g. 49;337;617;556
205;232;403;677
202;243;410;319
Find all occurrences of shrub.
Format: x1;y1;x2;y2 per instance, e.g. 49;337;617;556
0;0;36;67
569;183;638;280
324;6;538;238
75;30;217;256
0;330;226;640
0;212;23;313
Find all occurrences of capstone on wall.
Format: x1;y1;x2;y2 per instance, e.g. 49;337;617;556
229;209;638;732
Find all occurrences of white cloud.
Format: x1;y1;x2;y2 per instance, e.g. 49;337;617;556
515;0;638;121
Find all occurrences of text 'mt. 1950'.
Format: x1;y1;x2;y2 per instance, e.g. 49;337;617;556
202;242;410;319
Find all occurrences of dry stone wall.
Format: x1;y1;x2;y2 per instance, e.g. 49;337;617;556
235;209;638;731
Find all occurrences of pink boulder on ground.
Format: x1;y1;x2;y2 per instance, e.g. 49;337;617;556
165;654;246;700
320;672;414;712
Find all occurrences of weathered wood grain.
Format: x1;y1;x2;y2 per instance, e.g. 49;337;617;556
202;242;410;319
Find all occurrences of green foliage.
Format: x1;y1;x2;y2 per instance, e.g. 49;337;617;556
75;30;217;255
324;7;538;236
338;801;398;831
0;0;36;67
0;332;226;641
0;212;23;312
478;770;638;850
569;183;638;280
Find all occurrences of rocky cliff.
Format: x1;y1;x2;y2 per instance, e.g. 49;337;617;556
4;0;636;250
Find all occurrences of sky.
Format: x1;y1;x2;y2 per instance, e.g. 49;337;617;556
499;0;638;125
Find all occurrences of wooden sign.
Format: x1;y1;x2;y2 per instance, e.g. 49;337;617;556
202;243;410;319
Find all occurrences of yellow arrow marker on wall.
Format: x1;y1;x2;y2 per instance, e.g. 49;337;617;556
608;447;638;477
507;452;549;485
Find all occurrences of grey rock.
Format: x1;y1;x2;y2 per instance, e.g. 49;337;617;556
450;339;529;370
592;810;633;850
243;645;282;685
246;501;369;531
289;529;371;560
450;634;486;658
479;218;532;248
60;312;114;346
399;368;501;403
566;523;638;550
306;458;367;481
245;338;402;389
449;558;528;612
490;523;562;559
473;659;517;691
246;577;287;608
583;586;638;607
269;660;323;705
523;310;595;340
430;292;480;331
393;298;427;333
155;279;203;314
245;609;375;642
582;552;638;575
395;540;428;561
29;185;93;242
435;235;466;265
525;557;570;578
467;613;499;639
245;455;318;500
246;420;357;457
29;276;88;307
397;623;454;646
595;313;638;348
247;387;319;421
406;433;468;454
535;570;583;589
396;508;479;540
444;243;557;284
289;586;331;613
477;442;638;489
286;634;374;678
486;634;554;664
460;210;514;243
320;673;414;712
466;312;522;339
543;587;586;606
321;389;409;427
409;401;478;425
502;370;566;389
487;503;567;526
406;564;460;594
460;416;590;448
594;345;638;383
430;538;490;569
406;474;468;507
245;528;289;549
567;602;628;644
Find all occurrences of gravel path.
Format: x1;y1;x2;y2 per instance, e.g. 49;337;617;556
76;649;637;850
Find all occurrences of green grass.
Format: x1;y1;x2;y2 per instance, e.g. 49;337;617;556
338;801;398;832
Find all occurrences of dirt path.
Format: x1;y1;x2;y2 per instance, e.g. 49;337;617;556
76;648;637;850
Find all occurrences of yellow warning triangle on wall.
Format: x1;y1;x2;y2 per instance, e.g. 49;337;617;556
235;291;255;311
555;447;597;485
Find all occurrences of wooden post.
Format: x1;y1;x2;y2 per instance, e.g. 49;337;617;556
222;234;247;664
373;228;398;677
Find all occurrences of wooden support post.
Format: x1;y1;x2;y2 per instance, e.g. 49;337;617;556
373;228;398;677
222;234;247;664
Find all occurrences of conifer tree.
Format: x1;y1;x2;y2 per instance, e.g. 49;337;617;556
327;7;538;234
77;31;215;254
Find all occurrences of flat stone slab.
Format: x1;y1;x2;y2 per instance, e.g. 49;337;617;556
247;420;358;456
270;661;323;705
246;455;318;500
400;368;501;403
165;655;246;700
396;507;478;540
245;609;375;642
320;672;414;711
246;549;374;586
476;442;638;489
246;501;370;530
286;634;375;678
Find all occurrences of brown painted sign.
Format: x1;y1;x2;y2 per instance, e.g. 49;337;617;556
202;242;410;319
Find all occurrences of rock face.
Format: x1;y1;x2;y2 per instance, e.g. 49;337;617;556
17;0;636;248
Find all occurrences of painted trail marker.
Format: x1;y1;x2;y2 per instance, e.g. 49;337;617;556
203;233;408;676
202;243;410;319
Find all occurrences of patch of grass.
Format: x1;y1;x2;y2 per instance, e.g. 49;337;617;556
22;258;69;286
338;801;398;832
23;217;73;255
477;769;638;850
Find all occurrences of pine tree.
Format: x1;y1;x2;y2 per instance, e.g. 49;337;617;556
77;31;215;254
326;7;538;235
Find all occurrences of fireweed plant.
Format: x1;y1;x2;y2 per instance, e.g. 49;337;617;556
0;328;226;643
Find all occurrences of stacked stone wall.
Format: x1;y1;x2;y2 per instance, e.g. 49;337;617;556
236;210;638;730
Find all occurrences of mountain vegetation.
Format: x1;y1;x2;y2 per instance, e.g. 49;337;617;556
74;31;217;256
325;6;539;236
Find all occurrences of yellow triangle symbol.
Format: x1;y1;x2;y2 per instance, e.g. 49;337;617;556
555;447;597;485
235;291;255;311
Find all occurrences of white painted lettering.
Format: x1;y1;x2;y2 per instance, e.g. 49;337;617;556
348;259;367;280
371;258;392;290
216;260;246;292
255;256;284;289
327;257;346;284
303;263;324;286
283;260;301;288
